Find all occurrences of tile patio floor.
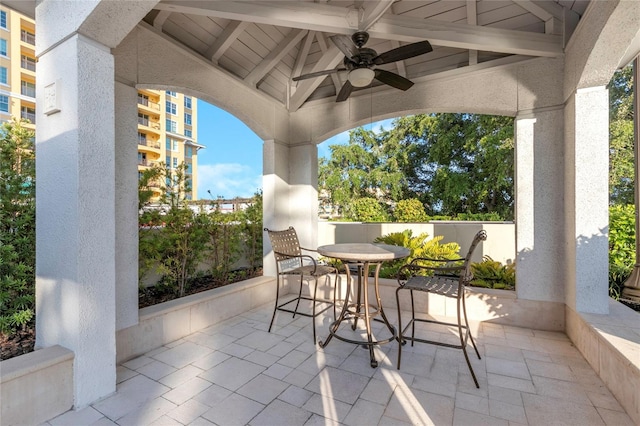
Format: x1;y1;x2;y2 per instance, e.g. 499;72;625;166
45;302;634;425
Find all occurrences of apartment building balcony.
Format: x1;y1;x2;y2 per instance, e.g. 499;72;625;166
21;56;36;72
137;96;161;114
137;138;161;154
20;29;36;46
137;159;159;168
20;109;36;125
137;117;161;135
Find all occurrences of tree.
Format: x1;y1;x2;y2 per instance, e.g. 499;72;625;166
0;119;36;335
319;114;514;220
609;65;634;205
319;126;407;217
399;113;514;219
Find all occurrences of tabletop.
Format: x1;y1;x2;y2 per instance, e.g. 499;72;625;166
317;243;410;263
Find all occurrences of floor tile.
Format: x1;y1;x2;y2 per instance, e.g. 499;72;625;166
304;366;370;405
49;406;104;426
165;399;210;424
198;356;265;391
522;393;604;425
454;391;490;415
152;341;213;369
237;374;290;404
488;399;528;423
453;407;508;426
92;375;170;421
249;399;313;425
279;385;314;407
162;377;212;405
116;397;176;426
201;393;264;426
343;398;385;426
302;393;352;422
137;360;178;381
191;383;233;407
384;387;455;425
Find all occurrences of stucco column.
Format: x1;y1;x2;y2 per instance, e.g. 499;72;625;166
515;108;565;303
115;82;139;330
35;34;117;407
263;140;319;276
564;86;610;314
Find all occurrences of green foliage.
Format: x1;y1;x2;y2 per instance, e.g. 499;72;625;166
240;191;263;271
204;207;242;282
139;180;264;296
349;197;390;222
319;114;514;220
393;198;428;222
0;119;36;336
374;230;460;278
139;163;210;297
609;65;635;205
470;256;515;290
609;204;635;298
319;126;408;217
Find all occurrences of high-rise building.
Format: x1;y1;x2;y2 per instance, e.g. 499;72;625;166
0;6;204;201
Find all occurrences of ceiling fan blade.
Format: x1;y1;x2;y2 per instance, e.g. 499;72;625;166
372;41;433;65
336;80;354;102
293;68;345;81
330;34;359;58
374;69;414;91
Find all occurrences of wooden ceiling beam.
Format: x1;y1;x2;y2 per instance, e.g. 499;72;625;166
205;20;249;63
156;0;563;57
245;29;307;87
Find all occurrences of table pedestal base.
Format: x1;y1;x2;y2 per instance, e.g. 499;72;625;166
319;262;396;368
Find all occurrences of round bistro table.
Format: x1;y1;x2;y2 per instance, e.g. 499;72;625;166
316;243;410;367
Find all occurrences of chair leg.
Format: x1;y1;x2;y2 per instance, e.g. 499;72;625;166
396;286;404;370
332;273;337;322
462;290;481;359
410;290;416;347
312;277;318;344
292;274;303;318
268;277;281;333
458;296;479;388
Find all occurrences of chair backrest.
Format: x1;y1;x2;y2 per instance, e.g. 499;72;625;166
264;227;303;272
461;230;487;282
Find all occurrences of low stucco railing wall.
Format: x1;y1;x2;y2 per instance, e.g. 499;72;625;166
318;221;515;264
0;345;74;425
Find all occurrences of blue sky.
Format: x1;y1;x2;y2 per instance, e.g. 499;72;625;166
196;100;394;200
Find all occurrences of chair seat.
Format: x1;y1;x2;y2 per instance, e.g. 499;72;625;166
402;274;459;298
282;264;336;277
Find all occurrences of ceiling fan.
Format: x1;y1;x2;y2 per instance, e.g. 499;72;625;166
293;31;433;102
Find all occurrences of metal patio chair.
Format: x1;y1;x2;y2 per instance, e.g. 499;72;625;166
396;230;487;387
265;226;338;343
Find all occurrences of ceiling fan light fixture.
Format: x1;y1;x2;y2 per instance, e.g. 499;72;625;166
348;68;375;87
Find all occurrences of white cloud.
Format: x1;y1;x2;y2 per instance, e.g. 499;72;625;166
197;163;262;200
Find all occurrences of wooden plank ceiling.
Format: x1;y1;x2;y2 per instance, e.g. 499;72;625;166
145;0;590;111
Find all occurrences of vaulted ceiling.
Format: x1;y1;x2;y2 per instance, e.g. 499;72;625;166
143;0;590;111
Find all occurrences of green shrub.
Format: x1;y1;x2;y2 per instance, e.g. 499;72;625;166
609;204;635;299
349;197;389;222
470;256;515;290
374;230;460;278
0;119;36;336
393;198;428;222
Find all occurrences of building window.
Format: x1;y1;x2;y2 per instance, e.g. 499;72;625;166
186;146;193;158
173;157;178;169
138;132;147;145
166;90;176;97
138;93;149;106
185;129;192;138
166;101;176;115
0;39;7;56
173;140;179;152
138;113;149;126
21;106;35;124
184;113;192;125
0;11;6;29
186;162;192;174
21;80;35;98
184;96;192;109
21;55;36;72
165;137;171;151
0;66;7;85
166;119;177;133
166;156;171;168
0;95;8;113
20;30;35;45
